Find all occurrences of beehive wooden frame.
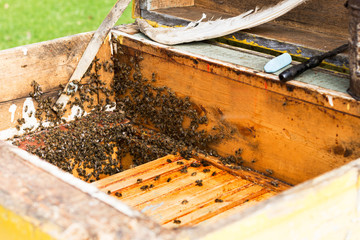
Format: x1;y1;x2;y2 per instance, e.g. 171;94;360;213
0;23;360;238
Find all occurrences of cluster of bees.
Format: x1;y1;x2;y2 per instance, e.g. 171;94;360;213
11;41;243;183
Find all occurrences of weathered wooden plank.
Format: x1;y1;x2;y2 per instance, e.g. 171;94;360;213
149;0;194;10
93;155;183;190
0;141;174;240
0;36;113;140
113;31;360;185
121;165;230;207
164;185;268;227
198;191;276;226
0;32;94;103
133;171;235;215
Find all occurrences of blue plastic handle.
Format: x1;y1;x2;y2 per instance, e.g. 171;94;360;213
264;53;292;73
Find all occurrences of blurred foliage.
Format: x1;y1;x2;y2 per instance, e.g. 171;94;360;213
0;0;134;50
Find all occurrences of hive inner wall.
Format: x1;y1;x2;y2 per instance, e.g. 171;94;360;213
113;35;360;186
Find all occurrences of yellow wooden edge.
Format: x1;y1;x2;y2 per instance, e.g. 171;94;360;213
0;205;53;240
131;0;136;19
133;15;186;28
222;36;350;73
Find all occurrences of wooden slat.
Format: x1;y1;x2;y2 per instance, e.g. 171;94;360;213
94;154;290;227
133;171;236;217
0;32;93;103
198;191;277;226
163;186;268;227
93;155;183;190
0;91;59;140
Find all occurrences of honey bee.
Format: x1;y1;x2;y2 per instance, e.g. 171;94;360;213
195;180;203;186
140;185;149;191
173;219;181;224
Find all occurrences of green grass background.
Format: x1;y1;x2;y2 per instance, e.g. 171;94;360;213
0;0;134;50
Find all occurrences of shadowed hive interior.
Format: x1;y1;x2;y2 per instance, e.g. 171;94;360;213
8;37;297;227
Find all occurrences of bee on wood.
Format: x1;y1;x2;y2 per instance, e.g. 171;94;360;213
190;162;201;168
201;160;210;167
180;166;188;173
191;172;197;176
270;181;279;187
215;198;223;203
167;177;172;182
195;179;203;186
173;219;181;224
203;169;210;173
137;178;143;183
181;200;188;205
140;185;149;191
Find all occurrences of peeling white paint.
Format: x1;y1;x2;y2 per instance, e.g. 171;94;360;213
105;103;116;112
1;99;116;140
9;104;17;123
67;82;78;95
327;95;334;107
0;128;18;140
68;105;84;121
109;32;114;55
22;98;38;130
21;47;28;56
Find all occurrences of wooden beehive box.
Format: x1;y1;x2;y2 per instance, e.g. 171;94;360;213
1;1;360;239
